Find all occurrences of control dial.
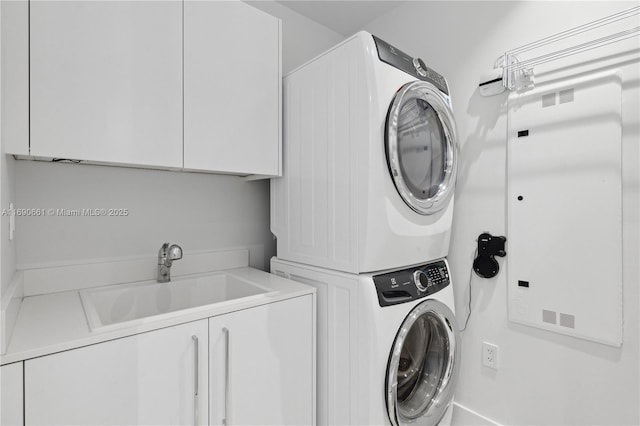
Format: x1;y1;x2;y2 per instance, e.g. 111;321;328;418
413;270;429;292
413;58;428;77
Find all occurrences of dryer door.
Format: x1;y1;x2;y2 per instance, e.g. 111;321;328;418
386;299;460;426
386;81;458;215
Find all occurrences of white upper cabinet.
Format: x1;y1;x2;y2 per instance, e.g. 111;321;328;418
24;1;281;175
184;1;281;176
1;0;29;156
29;1;183;168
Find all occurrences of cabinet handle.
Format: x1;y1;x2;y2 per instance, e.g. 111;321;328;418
222;327;230;426
192;335;199;426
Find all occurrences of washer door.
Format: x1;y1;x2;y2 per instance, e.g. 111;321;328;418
386;299;460;426
386;81;458;215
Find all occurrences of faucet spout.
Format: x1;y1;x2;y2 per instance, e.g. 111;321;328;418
158;243;183;283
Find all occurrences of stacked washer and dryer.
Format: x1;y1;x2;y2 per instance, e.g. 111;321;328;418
271;32;460;426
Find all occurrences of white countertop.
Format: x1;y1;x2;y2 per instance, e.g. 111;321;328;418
1;267;315;365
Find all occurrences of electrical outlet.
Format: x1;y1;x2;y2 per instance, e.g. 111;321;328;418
482;342;498;369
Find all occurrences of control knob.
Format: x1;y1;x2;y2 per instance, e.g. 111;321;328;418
413;270;430;292
413;58;428;77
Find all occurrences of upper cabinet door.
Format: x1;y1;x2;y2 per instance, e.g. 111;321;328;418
30;1;183;168
184;1;281;176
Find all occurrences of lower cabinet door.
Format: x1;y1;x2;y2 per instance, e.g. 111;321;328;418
24;320;208;426
209;295;315;426
1;362;24;426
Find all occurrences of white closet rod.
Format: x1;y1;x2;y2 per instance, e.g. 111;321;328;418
506;6;639;56
502;6;639;90
509;26;640;72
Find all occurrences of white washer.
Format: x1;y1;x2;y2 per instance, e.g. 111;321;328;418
272;31;458;273
271;257;460;426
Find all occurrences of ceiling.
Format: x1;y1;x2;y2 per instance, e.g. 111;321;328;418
276;1;404;36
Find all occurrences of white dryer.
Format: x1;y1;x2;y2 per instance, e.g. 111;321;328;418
272;31;458;273
271;257;461;426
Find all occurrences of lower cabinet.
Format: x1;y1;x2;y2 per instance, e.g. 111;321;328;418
21;295;314;426
209;295;314;426
25;320;209;426
1;362;24;426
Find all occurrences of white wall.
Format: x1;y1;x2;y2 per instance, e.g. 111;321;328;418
16;161;275;268
6;1;343;281
365;2;639;425
246;1;343;74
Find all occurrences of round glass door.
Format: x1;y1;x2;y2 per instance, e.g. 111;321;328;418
386;81;458;215
386;299;460;426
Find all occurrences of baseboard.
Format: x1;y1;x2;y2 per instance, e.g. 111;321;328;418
1;272;24;354
452;402;502;426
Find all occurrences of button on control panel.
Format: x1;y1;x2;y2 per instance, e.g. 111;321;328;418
424;68;447;90
425;263;449;289
373;259;451;307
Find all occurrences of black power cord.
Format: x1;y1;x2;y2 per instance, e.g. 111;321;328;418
459;248;477;333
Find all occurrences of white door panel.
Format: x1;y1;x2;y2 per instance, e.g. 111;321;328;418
25;321;208;425
184;0;280;175
30;1;183;168
209;296;314;425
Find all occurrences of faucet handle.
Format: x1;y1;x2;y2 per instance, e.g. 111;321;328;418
168;244;183;261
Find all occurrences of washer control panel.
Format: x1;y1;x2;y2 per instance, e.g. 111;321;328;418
372;34;449;96
373;259;450;307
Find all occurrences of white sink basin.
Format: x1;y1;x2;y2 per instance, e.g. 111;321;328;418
80;273;271;331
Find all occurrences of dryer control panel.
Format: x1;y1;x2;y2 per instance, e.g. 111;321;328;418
373;259;450;307
372;35;449;96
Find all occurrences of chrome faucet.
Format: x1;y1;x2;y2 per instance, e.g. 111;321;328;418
158;243;183;283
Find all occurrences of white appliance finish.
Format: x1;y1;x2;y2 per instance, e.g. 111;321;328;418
1;362;24;426
184;0;281;176
272;257;460;426
507;70;623;347
29;1;183;168
272;31;458;273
